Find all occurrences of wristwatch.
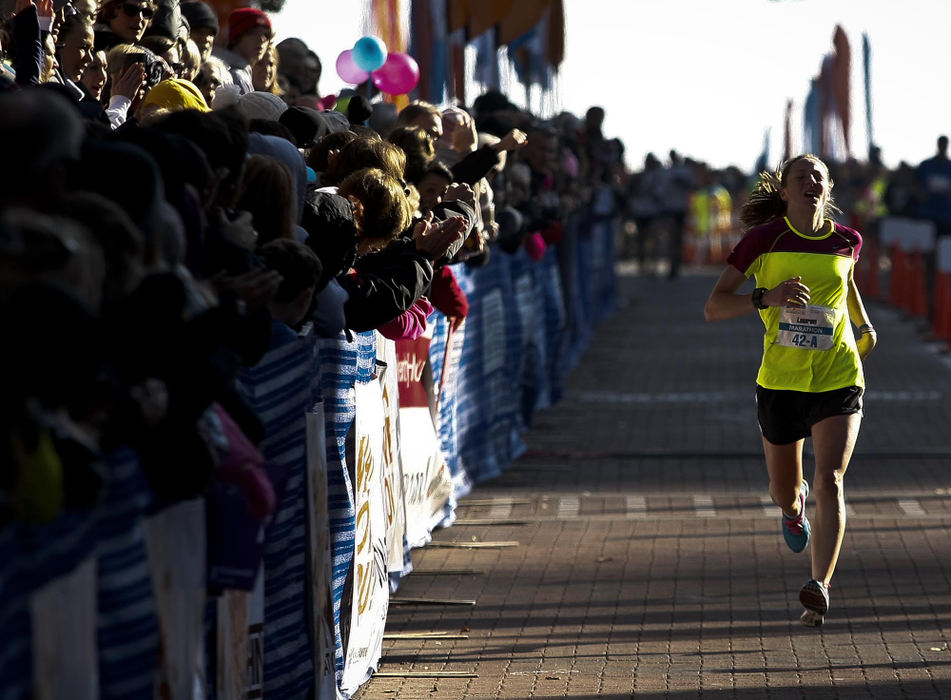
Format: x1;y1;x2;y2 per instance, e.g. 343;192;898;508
751;287;769;310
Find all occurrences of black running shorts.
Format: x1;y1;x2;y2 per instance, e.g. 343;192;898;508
755;385;864;445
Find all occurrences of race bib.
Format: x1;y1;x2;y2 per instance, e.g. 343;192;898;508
777;304;836;350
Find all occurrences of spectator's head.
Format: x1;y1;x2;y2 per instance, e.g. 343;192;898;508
336;168;412;253
153;106;249;206
194;56;228;107
80;49;109;99
274;38;320;96
106;44;164;102
300;50;322;95
0;209;105;311
56;14;95;82
279;106;332;150
139;33;180;77
387;125;435;184
53;191;146;303
180;1;218;61
226;7;272;65
584;105;605;131
70;0;99;22
252;43;281;94
98;0;156;44
395;100;442;142
938;136;949;157
472;90;518;118
416;161;453;214
140;78;210;118
307;129;357;174
180;38;201;81
0;89;85;208
323;136;405;187
235;155;296;245
301;190;359;285
258;239;322;326
523;123;558;175
236;91;286;122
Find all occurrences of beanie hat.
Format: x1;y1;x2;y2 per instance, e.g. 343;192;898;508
236;91;287;122
180;1;219;34
227;7;271;46
279;106;331;146
142;79;211;113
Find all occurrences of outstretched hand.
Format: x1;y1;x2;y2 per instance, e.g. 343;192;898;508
413;214;467;260
495;129;528;153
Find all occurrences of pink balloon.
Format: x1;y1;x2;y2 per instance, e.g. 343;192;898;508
371;52;420;95
336;49;370;84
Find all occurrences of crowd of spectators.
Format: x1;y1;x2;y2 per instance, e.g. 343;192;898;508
0;0;627;543
621;139;951;289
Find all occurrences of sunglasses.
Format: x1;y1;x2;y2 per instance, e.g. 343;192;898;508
121;2;154;19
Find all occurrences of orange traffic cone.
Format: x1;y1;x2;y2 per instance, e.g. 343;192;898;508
931;271;951;344
888;243;905;310
910;249;928;318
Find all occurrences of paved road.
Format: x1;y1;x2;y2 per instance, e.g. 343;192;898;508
355;265;951;699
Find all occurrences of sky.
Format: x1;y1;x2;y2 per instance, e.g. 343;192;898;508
270;0;951;172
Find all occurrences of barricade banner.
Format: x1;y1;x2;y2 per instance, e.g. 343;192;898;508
455;252;525;482
305;403;337;699
536;248;568;405
94;450;159;700
318;331;376;679
237;320;320;697
215;590;248;700
3;507;98;700
376;337;409;576
144;498;207;699
246;572;264;699
31;556;98;700
341;378;390;695
511;249;549;424
396;326;453;548
429;313;470;507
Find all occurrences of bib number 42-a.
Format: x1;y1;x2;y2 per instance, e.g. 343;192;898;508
791;333;819;348
777;305;836;351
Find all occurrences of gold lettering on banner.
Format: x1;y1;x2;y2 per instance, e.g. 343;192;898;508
383;476;395;526
355;501;370;554
356;562;371;614
356;435;373;492
355;435;373;556
381;385;395;467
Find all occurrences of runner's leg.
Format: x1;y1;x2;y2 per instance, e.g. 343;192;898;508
763;437;805;516
808;412;861;585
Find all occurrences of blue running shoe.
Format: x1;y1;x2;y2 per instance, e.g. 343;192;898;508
781;480;810;553
800;578;830;616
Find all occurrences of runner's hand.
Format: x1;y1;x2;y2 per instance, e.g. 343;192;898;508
856;328;877;359
765;276;810;307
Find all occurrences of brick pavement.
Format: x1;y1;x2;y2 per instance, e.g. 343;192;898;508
355;266;951;699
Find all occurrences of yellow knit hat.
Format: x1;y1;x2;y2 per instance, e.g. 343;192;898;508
142;79;211;113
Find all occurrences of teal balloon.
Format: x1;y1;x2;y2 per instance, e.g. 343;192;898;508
352;36;387;72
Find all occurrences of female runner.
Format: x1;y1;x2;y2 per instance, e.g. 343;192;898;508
704;154;877;626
